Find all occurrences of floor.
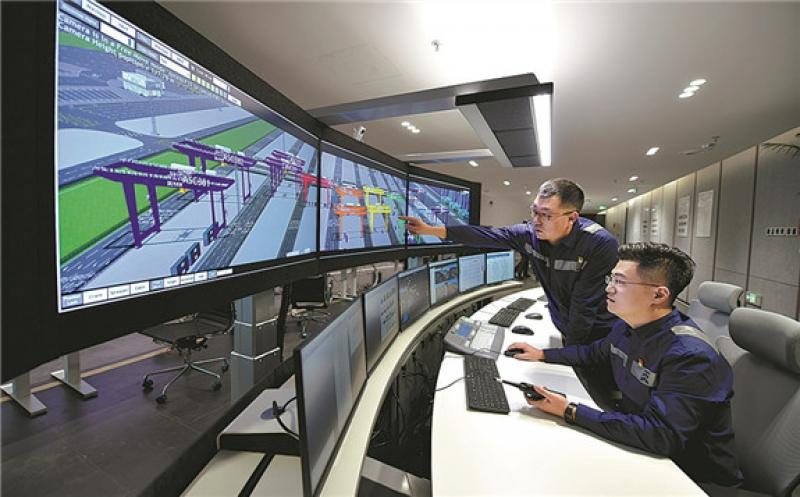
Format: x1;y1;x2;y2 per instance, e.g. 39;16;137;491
0;306;331;497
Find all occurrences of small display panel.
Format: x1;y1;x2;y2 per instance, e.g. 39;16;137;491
458;254;486;293
363;276;400;372
486;251;515;285
429;259;459;306
397;266;430;330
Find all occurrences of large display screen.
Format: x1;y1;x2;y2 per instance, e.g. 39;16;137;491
295;299;366;497
486;251;515;285
320;144;407;252
407;177;471;244
397;266;430;330
55;0;318;312
362;276;400;372
429;259;459;306
458;254;486;293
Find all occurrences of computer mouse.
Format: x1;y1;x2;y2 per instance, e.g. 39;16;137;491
525;312;543;320
504;347;525;357
511;325;534;335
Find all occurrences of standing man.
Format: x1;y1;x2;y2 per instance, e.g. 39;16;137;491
507;243;742;487
401;178;618;345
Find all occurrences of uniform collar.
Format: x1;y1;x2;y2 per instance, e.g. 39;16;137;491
546;217;582;249
630;309;679;337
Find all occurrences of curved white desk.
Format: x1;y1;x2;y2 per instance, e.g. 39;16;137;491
432;287;706;496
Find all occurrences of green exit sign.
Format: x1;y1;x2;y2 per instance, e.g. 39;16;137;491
745;292;762;307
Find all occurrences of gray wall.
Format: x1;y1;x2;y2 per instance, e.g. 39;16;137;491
600;125;800;320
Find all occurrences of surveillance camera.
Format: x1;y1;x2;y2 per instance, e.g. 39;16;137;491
353;126;366;142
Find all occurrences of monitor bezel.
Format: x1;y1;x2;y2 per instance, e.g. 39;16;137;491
458;253;487;293
485;250;517;286
361;275;400;374
428;258;460;307
396;265;431;331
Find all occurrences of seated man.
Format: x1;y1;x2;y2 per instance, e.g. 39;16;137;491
508;242;742;487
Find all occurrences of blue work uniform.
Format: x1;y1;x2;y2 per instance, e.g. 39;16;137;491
543;309;743;486
447;218;619;345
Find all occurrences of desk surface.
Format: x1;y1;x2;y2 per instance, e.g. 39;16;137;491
432;287;705;496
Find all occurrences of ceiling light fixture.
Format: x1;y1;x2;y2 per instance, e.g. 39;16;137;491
611;197;618;202
455;82;553;168
685;85;700;93
689;78;707;86
627;187;637;194
411;128;421;134
646;147;659;156
503;180;511;186
468;160;478;167
401;121;410;127
525;190;532;195
679;92;694;99
629;175;639;182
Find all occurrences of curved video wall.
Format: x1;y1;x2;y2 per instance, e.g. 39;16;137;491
1;0;481;380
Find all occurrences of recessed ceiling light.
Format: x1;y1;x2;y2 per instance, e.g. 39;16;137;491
627;187;637;194
646;147;660;156
468;160;478;167
629;175;639;182
679;92;694;99
525;190;532;195
611;197;618;202
401;121;410;127
503;180;511;186
411;128;421;134
685;85;700;93
689;78;706;86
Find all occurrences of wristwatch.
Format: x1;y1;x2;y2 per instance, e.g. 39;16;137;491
564;402;578;425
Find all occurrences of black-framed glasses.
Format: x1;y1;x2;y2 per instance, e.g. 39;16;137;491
529;207;575;223
605;275;661;288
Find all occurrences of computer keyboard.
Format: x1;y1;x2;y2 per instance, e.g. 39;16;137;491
463;355;509;414
488;307;521;327
506;297;536;312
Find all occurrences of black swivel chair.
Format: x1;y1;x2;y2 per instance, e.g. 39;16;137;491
140;303;234;403
289;275;332;338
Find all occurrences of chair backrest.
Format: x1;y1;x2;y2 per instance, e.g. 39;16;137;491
291;275;329;307
718;308;800;496
687;281;743;341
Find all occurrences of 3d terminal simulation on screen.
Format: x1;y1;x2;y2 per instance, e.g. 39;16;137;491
55;0;318;311
319;148;407;252
407;179;471;244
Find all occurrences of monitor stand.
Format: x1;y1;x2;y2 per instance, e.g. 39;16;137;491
218;385;300;456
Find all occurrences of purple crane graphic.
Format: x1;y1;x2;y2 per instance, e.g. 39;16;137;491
94;160;235;248
260;150;306;194
173;140;257;202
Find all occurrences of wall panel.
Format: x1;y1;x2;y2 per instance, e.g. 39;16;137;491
687;163;721;300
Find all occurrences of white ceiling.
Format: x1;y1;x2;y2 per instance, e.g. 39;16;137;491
162;1;800;213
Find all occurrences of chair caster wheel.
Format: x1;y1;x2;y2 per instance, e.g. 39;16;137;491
142;378;153;391
221;362;229;372
156;394;167;404
213;382;222;391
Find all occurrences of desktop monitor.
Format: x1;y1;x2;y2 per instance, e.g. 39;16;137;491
362;276;400;373
429;259;459;306
407;177;471;244
458;254;486;293
295;299;367;497
55;0;318;313
319;143;407;252
397;266;430;330
486;251;516;285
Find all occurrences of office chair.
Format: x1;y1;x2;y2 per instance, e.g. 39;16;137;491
705;308;800;497
687;281;743;342
289;275;332;338
140;303;234;403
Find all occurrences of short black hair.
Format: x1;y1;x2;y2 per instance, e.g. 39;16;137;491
538;178;585;212
618;242;695;304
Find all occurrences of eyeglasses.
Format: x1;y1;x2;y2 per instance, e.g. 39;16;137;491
529;207;575;222
605;275;661;288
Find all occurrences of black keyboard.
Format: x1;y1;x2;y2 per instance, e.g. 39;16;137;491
488;307;521;327
463;355;510;414
507;297;536;311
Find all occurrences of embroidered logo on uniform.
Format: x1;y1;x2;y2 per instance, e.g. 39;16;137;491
577;256;586;269
609;343;628;367
630;360;657;387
